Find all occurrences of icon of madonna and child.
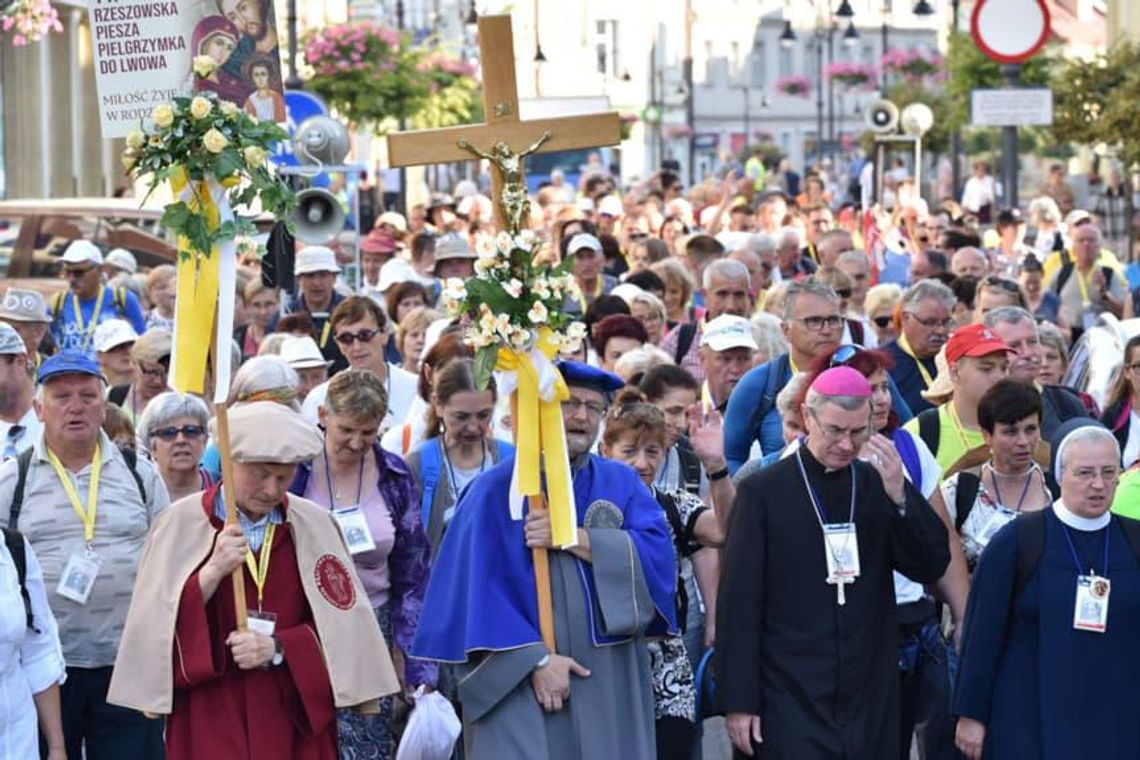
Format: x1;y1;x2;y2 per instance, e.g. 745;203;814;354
188;0;286;123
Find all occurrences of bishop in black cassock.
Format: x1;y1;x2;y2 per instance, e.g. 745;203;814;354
717;366;950;758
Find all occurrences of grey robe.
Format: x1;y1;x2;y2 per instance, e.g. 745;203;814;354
455;529;659;759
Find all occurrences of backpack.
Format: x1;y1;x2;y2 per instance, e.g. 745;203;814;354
916;408;940;458
9;446;146;529
108;385;130;408
673;322;699;366
1054;262;1115;297
417;438;514;529
1012;509;1140;598
2;528;36;632
953;472;982;532
675;439;703;497
50;286;130;326
894;428;923;489
653;489;690;635
748;353;793;452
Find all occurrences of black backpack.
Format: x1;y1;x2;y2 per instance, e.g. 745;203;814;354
1012;509;1140;597
675;439;703;497
673;322;700;365
2;528;36;632
8;446;146;529
1054;261;1115;297
916;407;941;456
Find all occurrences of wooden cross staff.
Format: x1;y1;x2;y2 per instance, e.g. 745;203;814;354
386;14;621;651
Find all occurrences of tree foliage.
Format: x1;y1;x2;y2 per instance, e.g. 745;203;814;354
1051;43;1140;169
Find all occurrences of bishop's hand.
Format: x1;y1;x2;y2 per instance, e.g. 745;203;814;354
955;716;986;760
726;712;763;756
863;434;906;506
531;654;590;712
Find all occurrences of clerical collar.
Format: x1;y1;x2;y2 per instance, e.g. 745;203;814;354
1053;500;1111;532
798;442;850;476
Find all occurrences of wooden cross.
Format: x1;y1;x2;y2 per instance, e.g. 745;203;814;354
385;13;622;231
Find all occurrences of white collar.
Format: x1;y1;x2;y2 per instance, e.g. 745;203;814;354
1053;500;1111;532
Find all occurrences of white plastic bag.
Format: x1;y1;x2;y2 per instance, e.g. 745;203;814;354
395;686;461;760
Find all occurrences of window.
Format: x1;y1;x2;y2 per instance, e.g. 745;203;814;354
595;19;619;77
750;41;766;89
778;45;793;78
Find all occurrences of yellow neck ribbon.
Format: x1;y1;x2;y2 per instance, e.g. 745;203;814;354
319;320;332;350
947;402;975;452
46;443;103;545
897;333;934;388
244;522;276;610
72;286;106;351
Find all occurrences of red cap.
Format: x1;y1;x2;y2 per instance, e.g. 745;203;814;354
945;323;1011;364
360;229;397;254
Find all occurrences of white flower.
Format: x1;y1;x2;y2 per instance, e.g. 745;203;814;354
151;103;174;128
509;325;532;348
532;278;552;300
527;300;549;324
219;100;239;117
466;325;496;348
202;128;228;153
474;257;496;275
513;230;538;251
503;278;524;299
442;278;467;302
560;321;588;353
190;96;213;120
243;145;267;168
192;55;217;78
494;314;513;341
125;129;145;150
494;231;513;254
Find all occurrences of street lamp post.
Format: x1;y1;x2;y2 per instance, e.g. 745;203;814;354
285;0;301;89
815;35;825;169
742;84;750;155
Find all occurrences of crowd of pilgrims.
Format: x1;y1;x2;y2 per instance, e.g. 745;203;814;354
2;161;1140;760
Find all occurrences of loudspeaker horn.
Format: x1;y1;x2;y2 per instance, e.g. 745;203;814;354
292;188;345;244
293;116;351;167
865;99;899;134
900;102;934;137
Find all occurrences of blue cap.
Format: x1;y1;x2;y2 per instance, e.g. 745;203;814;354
557;360;624;394
37;351;105;386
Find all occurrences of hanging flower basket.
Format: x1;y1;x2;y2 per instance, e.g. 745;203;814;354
664;124;693;139
409;49;480;129
303;22;431;132
619;112;639;140
774;75;812;98
2;0;61;45
824;62;877;91
881;48;944;82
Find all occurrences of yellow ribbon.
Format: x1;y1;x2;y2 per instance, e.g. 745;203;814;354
496;328;576;548
46;443;102;545
897;332;934;388
244;523;276;611
169;166;221;395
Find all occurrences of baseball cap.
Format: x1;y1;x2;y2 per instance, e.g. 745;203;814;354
105;248;138;274
0;323;27;356
0;288;50;324
377;258;417;292
1065;209;1093;228
360;229;397;255
280;335;332;369
376;211;407;233
60;240;104;267
945;323;1012;364
700;315;759;352
597;195;624;217
37;351;105;385
93;319;139;354
995;208;1023;228
294;245;342;275
567;233;603;255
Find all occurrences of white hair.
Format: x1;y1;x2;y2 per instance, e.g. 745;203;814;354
776;371;808;416
1056;425;1120;482
901;279;956;312
227;356;301;410
1028;195;1062;225
703;258;751;290
746;232;777;255
751;312;788;363
982;306;1035;331
136;391;210;455
614;344;673;384
778;226;801;248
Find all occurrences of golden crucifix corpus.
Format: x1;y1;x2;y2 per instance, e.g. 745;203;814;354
386;14;621;233
386;14;621;651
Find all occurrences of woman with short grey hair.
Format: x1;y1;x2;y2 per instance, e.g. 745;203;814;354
139;391;212;502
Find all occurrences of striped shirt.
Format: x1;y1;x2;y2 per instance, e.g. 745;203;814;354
211;489;283;551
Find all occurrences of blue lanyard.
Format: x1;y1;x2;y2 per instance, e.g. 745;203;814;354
988;465;1035;513
322;445;365;510
794;449;856;525
1060;518;1111;577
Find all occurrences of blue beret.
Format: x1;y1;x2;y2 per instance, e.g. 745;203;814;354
37;351;105;386
558;360;624;393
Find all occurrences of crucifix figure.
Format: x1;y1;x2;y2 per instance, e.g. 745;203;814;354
457;131;551;234
385;15;622;654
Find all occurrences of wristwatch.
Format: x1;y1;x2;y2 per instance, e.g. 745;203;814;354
270;636;285;667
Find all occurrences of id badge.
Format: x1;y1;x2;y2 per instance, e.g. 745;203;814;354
823;523;860;582
1074;575;1110;633
247;610;277;636
977;507;1017;548
332;507;376;555
56;547;103;605
1082;309;1098;331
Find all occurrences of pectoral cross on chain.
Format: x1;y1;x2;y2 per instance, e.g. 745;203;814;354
829;577;853;606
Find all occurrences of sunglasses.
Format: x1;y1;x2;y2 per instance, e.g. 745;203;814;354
835;288;852;299
983;276;1020;293
64;266;95;278
829;344;867;368
151;425;206;442
335;328;381;346
872;316;893;328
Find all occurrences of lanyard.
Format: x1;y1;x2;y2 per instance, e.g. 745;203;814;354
987;463;1036;513
806;243;818;263
897;333;934;387
794;449;856;527
1075;267;1093;307
789;355;800;374
443;438;486;498
318;319;332;350
322;446;364;510
46;443;103;545
245;522;276;610
72;286;105;350
946;403;975;452
1061;519;1110;577
700;381;718;412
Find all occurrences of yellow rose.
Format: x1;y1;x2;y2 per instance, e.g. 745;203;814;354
189;96;213;120
191;55;217;78
151;103;174;129
218;101;239;117
121;150;136;172
202;128;228;154
243;145;267;168
125;129;145;150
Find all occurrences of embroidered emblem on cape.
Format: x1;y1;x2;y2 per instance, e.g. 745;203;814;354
314;554;355;610
584;499;623;529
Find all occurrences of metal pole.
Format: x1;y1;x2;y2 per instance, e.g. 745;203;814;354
743;85;750;154
684;0;695;184
1000;63;1021;210
827;27;835;167
949;0;962;201
397;0;407;215
816;36;824;169
285;0;301;89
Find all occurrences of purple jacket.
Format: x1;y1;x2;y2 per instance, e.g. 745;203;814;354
291;443;437;687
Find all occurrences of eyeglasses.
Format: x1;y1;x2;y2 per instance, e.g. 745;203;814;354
872;315;893;328
137;363;167;380
808;410;870;443
63;266;95;279
904;313;954;329
561;398;606;417
151;425;206;442
1067;466;1119;483
792;315;843;332
335;328;381;346
835;288;852;299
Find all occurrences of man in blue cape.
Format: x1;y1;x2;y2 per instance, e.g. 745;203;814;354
412;361;677;759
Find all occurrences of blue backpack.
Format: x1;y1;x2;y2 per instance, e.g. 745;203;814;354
418;437;515;527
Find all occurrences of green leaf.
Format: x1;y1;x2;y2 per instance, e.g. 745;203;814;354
473;345;499;390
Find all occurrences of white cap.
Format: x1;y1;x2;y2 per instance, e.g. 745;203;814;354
105;248;138;274
61;240;104;266
453;179;478;199
0;323;27;356
377;258;417;292
295;245;342;275
93;319;139;353
567;233;603;255
377;211;407;233
700;315;758;352
597;195;624;217
280;335;332;369
610;283;645;305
